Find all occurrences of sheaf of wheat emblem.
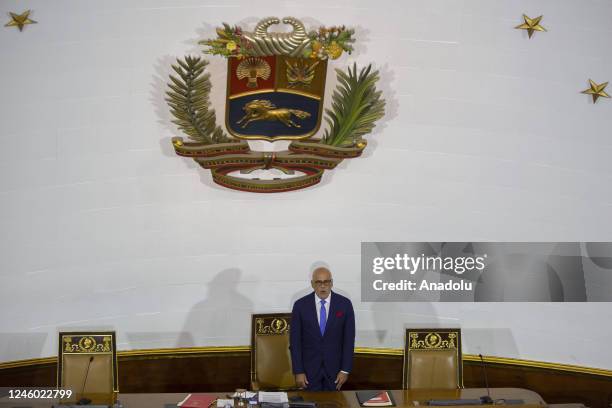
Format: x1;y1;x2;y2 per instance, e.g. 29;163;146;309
167;17;385;193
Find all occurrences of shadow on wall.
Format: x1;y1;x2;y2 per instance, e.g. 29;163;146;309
178;268;254;348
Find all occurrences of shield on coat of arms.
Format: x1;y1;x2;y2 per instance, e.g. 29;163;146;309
226;55;327;141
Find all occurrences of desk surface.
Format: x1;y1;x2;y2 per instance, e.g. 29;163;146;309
0;389;546;408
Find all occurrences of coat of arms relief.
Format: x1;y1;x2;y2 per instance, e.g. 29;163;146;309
167;17;385;192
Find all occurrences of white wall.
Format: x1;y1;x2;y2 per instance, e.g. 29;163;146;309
1;0;612;370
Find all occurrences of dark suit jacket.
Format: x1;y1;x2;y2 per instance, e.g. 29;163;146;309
289;291;355;378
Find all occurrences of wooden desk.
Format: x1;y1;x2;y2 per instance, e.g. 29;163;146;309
0;389;546;408
126;389;544;408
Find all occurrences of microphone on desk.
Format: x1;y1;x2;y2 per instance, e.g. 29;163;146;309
77;356;94;405
478;354;494;404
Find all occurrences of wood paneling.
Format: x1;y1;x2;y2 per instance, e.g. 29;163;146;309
347;353;403;390
118;352;250;393
0;362;56;389
1;352;611;408
463;362;612;408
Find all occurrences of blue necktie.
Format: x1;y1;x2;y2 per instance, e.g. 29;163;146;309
319;299;327;336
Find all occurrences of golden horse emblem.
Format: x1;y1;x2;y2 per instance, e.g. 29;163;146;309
237;99;311;128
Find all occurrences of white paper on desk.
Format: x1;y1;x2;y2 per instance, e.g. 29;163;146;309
258;392;288;403
218;399;234;407
231;391;258;399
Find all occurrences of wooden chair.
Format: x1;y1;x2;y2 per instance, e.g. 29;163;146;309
403;328;463;389
251;313;296;390
57;331;118;405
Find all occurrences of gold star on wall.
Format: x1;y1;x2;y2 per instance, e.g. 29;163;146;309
581;79;610;103
515;14;546;38
4;10;37;32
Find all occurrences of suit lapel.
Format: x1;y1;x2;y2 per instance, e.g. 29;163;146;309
310;293;323;338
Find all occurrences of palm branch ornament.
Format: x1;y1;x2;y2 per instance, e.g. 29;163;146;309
167;17;385;192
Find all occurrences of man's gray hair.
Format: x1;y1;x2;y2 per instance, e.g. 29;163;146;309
309;261;331;280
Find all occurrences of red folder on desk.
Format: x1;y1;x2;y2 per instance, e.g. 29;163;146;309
356;391;395;407
177;394;217;408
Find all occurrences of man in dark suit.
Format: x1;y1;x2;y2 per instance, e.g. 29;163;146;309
289;267;356;391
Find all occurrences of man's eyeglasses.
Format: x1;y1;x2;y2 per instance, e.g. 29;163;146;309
313;279;333;286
